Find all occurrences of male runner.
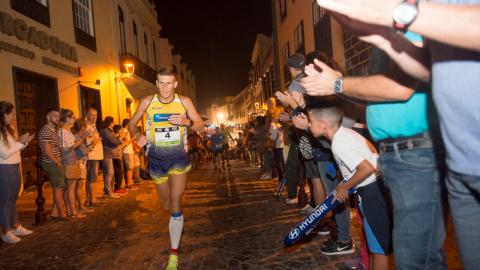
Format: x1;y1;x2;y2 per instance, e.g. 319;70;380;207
210;127;227;171
128;68;204;270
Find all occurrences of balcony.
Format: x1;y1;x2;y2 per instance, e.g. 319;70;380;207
119;53;157;84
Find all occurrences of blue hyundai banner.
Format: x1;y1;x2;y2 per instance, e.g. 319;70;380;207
284;181;356;246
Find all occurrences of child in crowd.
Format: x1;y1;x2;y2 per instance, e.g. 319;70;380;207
308;106;392;270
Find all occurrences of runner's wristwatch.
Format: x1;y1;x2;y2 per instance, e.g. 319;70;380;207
392;0;419;32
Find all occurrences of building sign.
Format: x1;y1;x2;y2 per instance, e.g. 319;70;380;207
0;11;78;62
42;57;79;76
0;40;35;59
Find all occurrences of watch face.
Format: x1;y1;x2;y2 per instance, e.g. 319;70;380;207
393;3;418;25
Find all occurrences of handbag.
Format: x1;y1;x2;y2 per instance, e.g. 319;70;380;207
60;129;82;180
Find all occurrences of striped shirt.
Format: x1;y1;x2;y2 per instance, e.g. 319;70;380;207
38;124;61;162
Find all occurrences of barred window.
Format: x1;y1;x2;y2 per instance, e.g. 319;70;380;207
73;0;94;36
35;0;48;6
312;4;326;25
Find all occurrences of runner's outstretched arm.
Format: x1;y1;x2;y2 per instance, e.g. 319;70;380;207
180;96;204;132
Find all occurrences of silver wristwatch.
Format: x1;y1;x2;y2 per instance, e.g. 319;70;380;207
334;77;344;94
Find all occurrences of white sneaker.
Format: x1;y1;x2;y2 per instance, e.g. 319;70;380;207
300;204;314;214
286;198;299;205
13;225;33;236
260;173;272;180
2;231;21;243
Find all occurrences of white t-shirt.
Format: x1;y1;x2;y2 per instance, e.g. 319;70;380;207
331;127;378;188
269;122;284;149
121;128;134;154
85;122;104;160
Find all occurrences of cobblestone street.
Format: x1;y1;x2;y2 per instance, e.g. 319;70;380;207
0;160;461;270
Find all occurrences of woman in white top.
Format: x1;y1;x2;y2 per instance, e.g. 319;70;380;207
58;109;88;219
0;101;34;243
269;120;286;186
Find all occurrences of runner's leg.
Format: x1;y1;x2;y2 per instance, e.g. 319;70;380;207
168;173;187;254
155;183;171;210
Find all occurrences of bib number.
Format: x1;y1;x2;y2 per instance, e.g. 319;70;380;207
155;126;181;147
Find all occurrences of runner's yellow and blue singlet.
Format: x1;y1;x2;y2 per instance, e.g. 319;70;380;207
145;94;188;159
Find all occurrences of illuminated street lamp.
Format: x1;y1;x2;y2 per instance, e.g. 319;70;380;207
217;112;225;123
124;63;135;78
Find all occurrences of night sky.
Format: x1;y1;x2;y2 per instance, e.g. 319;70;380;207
155;0;272;113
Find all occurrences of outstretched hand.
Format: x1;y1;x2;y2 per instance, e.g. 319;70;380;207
275;91;298;109
18;133;35;145
301;59;342;96
316;0;401;27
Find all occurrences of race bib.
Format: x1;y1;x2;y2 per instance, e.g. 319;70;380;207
155;126;181;147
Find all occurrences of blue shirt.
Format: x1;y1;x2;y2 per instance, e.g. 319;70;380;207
210;134;225;151
366;33;429;141
429;0;480;176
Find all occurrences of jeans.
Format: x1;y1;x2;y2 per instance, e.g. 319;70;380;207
272;148;285;183
317;160;351;243
0;164;21;232
446;170;480;270
87;160;100;182
102;159;114;196
263;150;273;172
113;158;124;191
285;144;304;199
378;147;447;270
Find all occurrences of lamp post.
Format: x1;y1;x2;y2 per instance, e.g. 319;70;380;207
115;63;135;123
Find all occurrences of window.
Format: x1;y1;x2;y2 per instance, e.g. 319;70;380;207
35;0;48;6
118;6;126;53
153;41;157;69
73;0;96;51
294;20;305;54
279;0;287;22
283;42;291;83
10;0;50;27
73;0;94;36
144;33;149;64
312;3;326;25
132;21;139;57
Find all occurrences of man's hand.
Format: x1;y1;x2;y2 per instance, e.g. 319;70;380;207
275;91;298;109
168;115;190;126
301;59;342;96
333;184;350;203
278;112;291;122
292;113;309;130
55;159;62;169
316;0;401;27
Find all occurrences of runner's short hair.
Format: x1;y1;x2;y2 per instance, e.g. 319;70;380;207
157;68;175;77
